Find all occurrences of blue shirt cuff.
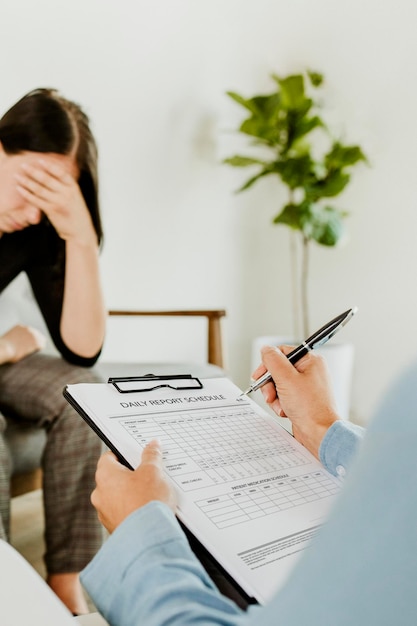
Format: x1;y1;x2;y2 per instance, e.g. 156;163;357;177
319;420;364;477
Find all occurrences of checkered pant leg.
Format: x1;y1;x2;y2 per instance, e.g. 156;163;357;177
42;401;104;573
0;354;104;573
0;413;11;539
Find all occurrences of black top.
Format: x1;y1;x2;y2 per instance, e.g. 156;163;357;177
0;221;102;367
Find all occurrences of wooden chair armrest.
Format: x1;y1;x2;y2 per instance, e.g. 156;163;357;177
108;309;226;368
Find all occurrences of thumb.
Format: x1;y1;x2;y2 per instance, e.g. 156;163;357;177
141;439;163;467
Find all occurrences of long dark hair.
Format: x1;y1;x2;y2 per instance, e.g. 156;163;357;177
0;88;103;244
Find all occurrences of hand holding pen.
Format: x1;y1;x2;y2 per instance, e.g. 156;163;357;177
255;343;342;460
241;307;357;396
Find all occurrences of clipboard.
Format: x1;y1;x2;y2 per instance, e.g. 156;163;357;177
64;373;257;605
63;374;342;605
64;374;203;469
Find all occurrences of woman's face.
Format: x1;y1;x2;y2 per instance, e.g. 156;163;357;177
0;141;76;234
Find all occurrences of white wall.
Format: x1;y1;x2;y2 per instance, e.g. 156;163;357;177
2;0;417;425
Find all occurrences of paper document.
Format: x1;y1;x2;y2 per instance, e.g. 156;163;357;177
64;377;342;604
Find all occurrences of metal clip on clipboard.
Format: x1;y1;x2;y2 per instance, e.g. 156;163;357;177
108;374;203;394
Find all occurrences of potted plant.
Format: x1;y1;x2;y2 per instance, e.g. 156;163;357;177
223;70;367;338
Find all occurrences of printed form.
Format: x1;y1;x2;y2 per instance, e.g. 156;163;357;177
64;377;342;604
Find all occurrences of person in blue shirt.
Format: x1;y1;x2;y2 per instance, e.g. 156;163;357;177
81;344;417;625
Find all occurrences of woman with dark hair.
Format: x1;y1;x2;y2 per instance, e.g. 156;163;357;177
0;89;106;614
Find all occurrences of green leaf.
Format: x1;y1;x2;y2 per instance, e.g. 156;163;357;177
273;202;346;246
273;203;304;230
239;116;283;144
223;155;267;167
249;93;282;118
303;204;345;246
272;155;314;189
291;115;323;142
325;142;367;169
321;171;350;197
307;71;324;87
236;95;288;146
273;74;306;110
226;92;285;145
304;170;350;200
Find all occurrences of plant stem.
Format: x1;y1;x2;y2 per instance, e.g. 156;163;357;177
288;190;301;340
301;235;310;337
290;231;300;340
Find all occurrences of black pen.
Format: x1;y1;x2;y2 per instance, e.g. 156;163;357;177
240;307;358;397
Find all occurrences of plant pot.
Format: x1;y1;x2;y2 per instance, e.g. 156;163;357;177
251;336;354;420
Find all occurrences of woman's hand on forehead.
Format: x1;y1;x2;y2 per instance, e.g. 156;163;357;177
15;157;97;246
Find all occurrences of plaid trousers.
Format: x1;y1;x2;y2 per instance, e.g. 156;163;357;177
0;353;104;574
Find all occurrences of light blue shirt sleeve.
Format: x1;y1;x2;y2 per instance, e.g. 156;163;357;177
82;362;417;625
81;502;245;626
319;420;364;476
